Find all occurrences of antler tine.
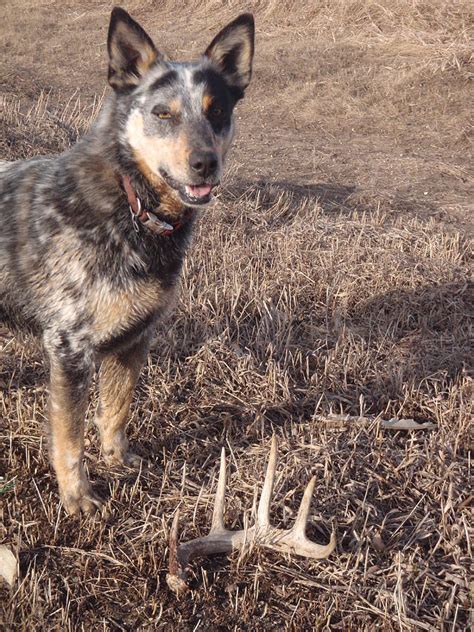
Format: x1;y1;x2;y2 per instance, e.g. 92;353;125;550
168;509;180;575
210;447;227;533
167;509;189;595
292;475;316;535
257;433;277;527
280;474;336;560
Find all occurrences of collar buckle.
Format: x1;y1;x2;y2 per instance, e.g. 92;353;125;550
129;195;141;233
142;211;174;236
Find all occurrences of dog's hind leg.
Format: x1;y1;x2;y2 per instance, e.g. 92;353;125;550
95;335;151;468
45;336;102;515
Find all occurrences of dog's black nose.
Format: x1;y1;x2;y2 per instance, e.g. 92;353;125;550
189;151;218;179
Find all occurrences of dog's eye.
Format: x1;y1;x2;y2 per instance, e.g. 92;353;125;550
153;109;174;120
209;106;224;118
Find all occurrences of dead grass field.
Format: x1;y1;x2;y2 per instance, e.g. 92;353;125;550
1;1;473;630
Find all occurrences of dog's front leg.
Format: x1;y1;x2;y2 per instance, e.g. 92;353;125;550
45;334;102;515
95;333;151;468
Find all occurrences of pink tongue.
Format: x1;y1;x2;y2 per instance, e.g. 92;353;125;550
186;184;212;198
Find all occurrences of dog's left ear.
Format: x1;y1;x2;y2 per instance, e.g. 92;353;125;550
204;14;255;97
107;7;160;91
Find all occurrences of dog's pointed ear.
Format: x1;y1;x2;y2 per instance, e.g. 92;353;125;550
204;14;255;97
107;7;160;91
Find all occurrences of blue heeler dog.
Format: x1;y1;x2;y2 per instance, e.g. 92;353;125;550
0;7;254;514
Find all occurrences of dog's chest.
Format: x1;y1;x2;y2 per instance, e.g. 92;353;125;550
88;276;175;346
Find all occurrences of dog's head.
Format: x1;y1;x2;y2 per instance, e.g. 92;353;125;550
107;7;254;206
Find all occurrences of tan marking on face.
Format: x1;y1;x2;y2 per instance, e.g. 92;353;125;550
174;132;192;167
132;151;185;217
168;98;182;115
202;94;213;112
126;110;188;180
126;109;199;216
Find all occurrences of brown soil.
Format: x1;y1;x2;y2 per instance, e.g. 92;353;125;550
1;1;473;630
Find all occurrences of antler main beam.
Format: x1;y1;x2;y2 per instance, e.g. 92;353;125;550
167;435;336;594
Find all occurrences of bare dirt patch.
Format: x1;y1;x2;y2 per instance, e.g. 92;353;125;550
1;1;473;630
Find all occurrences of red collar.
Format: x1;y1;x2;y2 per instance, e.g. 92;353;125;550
121;175;192;236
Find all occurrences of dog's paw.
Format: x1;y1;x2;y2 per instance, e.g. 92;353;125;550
62;487;104;516
100;429;143;468
104;448;143;469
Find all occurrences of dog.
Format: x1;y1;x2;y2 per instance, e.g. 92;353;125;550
0;7;254;514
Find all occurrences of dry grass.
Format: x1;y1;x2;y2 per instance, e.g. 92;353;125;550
1;0;473;630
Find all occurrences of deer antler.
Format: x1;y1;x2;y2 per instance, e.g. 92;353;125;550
167;436;336;594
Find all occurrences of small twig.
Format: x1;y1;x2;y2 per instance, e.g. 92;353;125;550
313;413;437;431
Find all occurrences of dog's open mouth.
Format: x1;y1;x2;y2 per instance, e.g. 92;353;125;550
159;170;216;206
184;184;213;202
